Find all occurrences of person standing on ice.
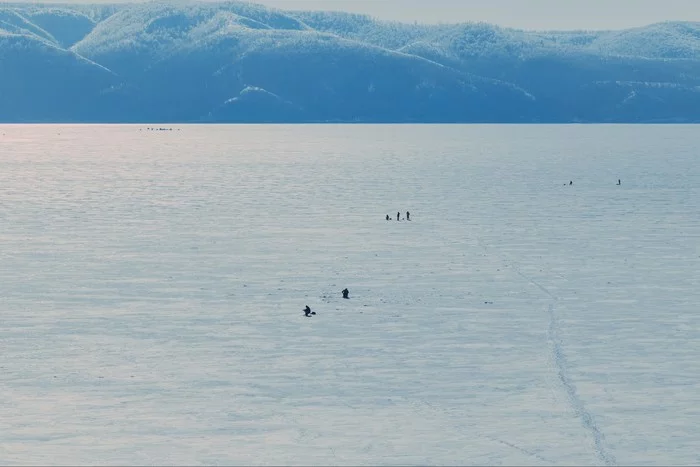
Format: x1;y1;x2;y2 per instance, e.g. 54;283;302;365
386;214;390;221
342;288;349;299
397;211;400;221
406;211;410;221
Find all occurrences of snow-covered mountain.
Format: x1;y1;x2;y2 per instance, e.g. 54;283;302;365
2;1;700;122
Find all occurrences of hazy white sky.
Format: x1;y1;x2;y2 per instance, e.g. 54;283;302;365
14;0;700;30
257;0;700;30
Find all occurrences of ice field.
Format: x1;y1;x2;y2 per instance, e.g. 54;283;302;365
1;124;699;465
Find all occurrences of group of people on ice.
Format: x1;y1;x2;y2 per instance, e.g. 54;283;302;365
304;288;349;317
386;211;410;221
303;210;414;318
566;179;621;186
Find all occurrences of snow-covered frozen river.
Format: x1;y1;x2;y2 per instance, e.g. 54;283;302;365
1;124;698;465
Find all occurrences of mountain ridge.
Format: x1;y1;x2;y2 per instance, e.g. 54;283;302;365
2;1;700;122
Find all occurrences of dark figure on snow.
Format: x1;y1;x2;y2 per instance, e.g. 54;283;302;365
397;211;400;221
406;211;410;221
617;179;621;185
342;288;349;299
304;305;315;317
386;214;390;221
569;181;573;186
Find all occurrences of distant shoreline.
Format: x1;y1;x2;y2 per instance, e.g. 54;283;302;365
1;120;698;125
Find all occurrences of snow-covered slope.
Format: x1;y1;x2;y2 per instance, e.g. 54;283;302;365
0;32;119;122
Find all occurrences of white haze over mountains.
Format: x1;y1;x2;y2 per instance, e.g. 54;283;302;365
7;0;700;30
1;1;700;122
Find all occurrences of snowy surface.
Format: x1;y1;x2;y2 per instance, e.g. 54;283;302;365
1;124;699;465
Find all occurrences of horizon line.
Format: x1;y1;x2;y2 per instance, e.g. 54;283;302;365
3;0;699;33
